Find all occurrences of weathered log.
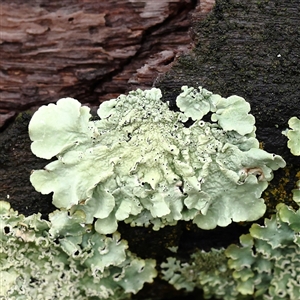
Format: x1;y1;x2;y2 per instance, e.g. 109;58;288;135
0;0;203;127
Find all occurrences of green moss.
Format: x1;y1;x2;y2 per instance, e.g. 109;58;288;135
263;165;300;217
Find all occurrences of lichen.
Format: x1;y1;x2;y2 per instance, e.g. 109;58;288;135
29;87;285;234
0;201;156;299
284;117;300;207
285;116;300;156
226;203;300;299
162;203;300;300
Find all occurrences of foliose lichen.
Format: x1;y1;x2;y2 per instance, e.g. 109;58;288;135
29;86;285;234
226;203;300;299
284;116;300;156
0;201;156;299
161;203;300;300
284;116;300;206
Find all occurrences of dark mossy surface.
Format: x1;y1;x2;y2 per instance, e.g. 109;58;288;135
1;0;300;299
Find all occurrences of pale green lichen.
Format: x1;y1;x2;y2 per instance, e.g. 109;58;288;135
292;179;300;206
161;203;300;300
0;201;156;299
29;87;285;234
284;116;300;156
283;116;300;206
162;115;300;299
226;203;300;299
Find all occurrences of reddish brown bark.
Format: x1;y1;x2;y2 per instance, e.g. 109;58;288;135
0;0;216;128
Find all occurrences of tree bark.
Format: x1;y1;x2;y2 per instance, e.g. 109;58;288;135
0;0;204;127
